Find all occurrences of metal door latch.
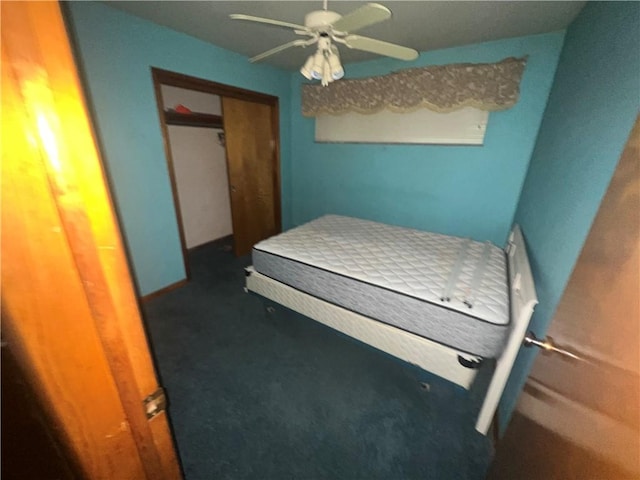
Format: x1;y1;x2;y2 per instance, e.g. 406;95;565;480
144;388;167;419
523;331;582;361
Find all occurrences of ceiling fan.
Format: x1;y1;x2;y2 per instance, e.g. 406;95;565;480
230;1;419;86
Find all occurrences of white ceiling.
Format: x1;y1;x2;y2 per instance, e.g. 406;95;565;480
103;1;585;70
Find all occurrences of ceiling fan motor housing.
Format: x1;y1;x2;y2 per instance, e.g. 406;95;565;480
305;10;342;32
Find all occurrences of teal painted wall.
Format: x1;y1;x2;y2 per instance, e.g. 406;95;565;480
501;1;640;428
289;32;565;245
66;2;293;296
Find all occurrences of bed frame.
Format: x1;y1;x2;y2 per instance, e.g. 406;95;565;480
245;224;537;435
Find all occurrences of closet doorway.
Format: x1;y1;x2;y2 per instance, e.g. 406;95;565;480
152;68;281;278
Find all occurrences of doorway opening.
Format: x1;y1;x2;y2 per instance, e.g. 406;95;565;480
151;68;282;290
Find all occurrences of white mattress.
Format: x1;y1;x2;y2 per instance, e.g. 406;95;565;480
252;215;510;357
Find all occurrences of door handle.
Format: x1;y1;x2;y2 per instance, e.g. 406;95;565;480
523;331;582;361
230;185;237;193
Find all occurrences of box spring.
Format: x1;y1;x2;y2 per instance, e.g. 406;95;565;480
252;215;510;358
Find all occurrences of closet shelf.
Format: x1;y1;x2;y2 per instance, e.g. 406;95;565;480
164;110;223;129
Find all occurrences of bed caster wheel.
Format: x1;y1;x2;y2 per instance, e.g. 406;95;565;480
457;355;483;369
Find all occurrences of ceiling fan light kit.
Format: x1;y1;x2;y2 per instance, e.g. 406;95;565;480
327;46;344;80
300;36;344;86
230;2;419;86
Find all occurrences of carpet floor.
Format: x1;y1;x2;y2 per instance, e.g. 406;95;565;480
142;238;494;480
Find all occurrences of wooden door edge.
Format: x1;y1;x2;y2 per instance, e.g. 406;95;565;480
3;2;181;478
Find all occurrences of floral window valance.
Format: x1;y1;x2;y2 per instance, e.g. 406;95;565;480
301;56;527;117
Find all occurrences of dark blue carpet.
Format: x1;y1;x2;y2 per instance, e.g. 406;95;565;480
142;239;494;480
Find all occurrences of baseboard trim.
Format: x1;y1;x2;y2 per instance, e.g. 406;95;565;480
141;279;188;302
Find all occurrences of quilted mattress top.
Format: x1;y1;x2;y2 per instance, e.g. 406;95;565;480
253;215;509;325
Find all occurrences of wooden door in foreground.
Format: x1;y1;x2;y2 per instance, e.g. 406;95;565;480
487;117;640;479
1;2;182;478
222;96;281;256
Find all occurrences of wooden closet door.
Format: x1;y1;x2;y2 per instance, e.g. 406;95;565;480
222;97;281;256
1;2;182;478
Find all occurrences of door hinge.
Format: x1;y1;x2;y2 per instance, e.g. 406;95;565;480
143;387;166;419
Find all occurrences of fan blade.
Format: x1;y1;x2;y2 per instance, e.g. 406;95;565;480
249;39;311;63
230;14;307;32
331;3;391;33
344;35;419;61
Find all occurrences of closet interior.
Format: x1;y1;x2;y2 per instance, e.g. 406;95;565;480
160;85;233;251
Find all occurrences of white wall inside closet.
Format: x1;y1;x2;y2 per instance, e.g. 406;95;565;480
161;85;232;248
